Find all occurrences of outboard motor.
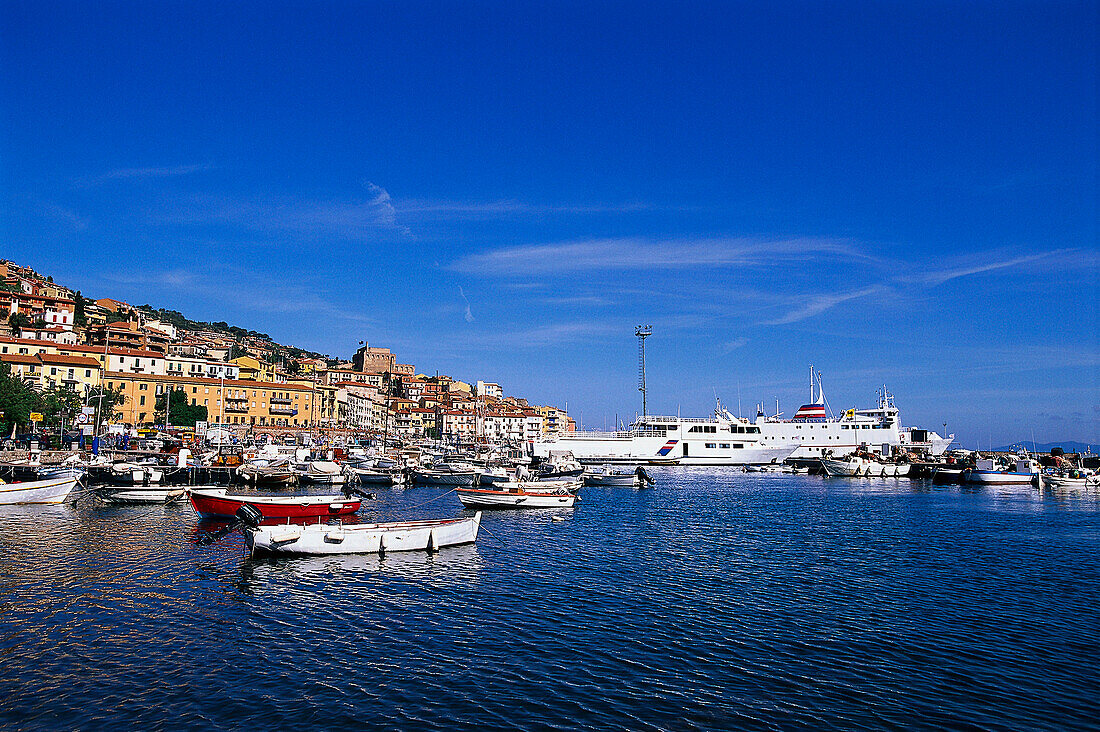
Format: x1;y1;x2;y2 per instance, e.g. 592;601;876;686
198;503;264;545
634;466;656;486
342;484;374;500
236;503;264;528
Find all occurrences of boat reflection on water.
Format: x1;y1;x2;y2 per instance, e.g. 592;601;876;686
235;542;484;597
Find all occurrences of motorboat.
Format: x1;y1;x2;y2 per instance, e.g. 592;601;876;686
583;465;653;487
536;456;585;481
189;487;362;520
245;512;482;555
963;458;1040;485
0;475;80;505
456;485;578;509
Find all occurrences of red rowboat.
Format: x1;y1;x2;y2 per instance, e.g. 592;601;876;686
189;487;361;520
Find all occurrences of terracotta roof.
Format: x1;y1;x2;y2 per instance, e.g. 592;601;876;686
103;372;316;391
0;353;39;365
38;353;101;367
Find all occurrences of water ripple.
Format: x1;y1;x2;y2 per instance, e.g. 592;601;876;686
0;474;1098;730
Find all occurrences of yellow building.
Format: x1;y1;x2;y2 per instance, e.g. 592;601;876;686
1;352;102;393
103;372;315;428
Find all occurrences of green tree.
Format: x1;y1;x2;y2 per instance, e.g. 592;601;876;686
40;384;83;431
155;388;208;427
287;360;302;376
0;363;44;434
86;385;126;425
73;291;88;326
7;312;30;334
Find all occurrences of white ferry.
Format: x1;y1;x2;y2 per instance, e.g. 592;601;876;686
534;368;953;465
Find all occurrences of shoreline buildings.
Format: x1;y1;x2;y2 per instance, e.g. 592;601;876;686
0;260;575;448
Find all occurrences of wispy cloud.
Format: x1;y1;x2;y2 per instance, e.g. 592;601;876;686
914;250;1072;286
38;201;88;230
458;286;474;323
762;286;886;325
397;199;665;218
722;337;749;352
79;164;213;186
169;185;414;240
451;236;864;275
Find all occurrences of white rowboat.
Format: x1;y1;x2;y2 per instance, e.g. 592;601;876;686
245;513;482;555
0;476;80;505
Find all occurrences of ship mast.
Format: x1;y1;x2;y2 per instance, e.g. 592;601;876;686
635;325;652;418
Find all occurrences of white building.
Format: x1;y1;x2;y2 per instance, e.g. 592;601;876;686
166;355;239;380
476;380;503;399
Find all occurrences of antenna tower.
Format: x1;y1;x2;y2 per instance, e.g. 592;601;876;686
635;324;652;417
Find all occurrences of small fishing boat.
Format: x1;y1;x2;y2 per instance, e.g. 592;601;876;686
0;476;80;505
99;486;186;504
1042;470;1099;489
189;487;363;519
456;485;577;509
963;458;1040;485
245;512;482;555
583;465;654;487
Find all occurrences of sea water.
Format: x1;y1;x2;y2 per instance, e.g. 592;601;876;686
1;469;1097;730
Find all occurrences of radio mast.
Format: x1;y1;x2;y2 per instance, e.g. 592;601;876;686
635;325;652;417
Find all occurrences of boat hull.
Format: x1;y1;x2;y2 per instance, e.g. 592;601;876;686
456;487;577;509
963;470;1037;485
245;513;481;555
101;487;186;504
189;488;361;519
583;474;638;487
411;470;478;486
0;476;80;505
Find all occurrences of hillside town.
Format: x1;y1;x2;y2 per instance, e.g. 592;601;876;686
0;259;574;450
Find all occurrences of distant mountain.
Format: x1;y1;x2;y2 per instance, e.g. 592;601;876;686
992;441;1099;454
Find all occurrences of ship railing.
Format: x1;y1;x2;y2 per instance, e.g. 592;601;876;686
637;416;713;424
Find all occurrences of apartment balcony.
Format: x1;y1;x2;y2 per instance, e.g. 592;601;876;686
270;406;297;416
270;397;293;405
225;405;249;414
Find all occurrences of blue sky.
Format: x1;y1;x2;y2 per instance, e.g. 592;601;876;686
2;1;1097;447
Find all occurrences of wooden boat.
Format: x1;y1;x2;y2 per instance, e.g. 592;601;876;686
189;487;362;519
99;486;186;504
245;512;482;555
0;476;80;505
456;485;577;509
